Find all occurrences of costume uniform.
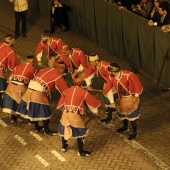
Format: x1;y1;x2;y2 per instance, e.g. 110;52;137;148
85;60;110;85
16;68;68;135
105;69;143;140
0;42;19;108
57;47;89;85
3;63;37;118
36;37;65;68
57;86;101;156
84;59;118;123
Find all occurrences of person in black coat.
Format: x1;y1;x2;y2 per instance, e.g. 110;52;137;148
117;0;140;11
149;0;163;22
148;1;170;27
50;0;70;33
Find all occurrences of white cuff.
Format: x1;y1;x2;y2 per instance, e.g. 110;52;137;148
105;89;114;103
36;52;43;61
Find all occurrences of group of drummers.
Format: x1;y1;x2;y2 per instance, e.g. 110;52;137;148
0;30;143;156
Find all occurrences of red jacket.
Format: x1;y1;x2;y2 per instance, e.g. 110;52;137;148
57;86;101;114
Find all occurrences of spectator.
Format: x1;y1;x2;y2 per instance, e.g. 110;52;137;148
36;30;65;68
0;34;19;109
148;1;170;27
50;0;70;33
9;0;28;38
132;0;153;19
106;0;114;3
149;0;162;21
117;0;140;11
162;24;170;33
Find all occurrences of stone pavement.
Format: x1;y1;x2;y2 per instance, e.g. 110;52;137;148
0;0;170;170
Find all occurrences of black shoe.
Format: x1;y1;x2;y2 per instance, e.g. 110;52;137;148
100;118;111;123
61;144;69;152
77;150;91;157
128;133;138;140
116;127;129;133
11;115;19;121
44;129;58;136
35;126;44;133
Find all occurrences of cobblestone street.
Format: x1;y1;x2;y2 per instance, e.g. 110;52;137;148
0;0;170;169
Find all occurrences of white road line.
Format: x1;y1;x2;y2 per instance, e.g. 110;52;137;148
51;150;66;162
29;131;43;141
0;119;7;127
35;154;49;167
120;134;169;170
14;135;27;146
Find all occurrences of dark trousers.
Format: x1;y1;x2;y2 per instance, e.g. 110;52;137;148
33;120;49;132
103;93;118;121
50;18;68;32
0;93;3;108
62;137;84;153
15;10;28;36
123;119;137;134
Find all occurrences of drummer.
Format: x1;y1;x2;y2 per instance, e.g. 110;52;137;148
104;62;143;140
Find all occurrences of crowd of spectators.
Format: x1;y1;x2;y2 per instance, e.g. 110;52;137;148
106;0;170;32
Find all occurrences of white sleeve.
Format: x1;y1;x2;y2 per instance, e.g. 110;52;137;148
77;64;84;72
36;51;43;61
105;89;114;103
84;73;94;86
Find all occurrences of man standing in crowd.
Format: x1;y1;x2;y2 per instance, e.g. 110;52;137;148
3;55;37;123
9;0;28;38
36;30;65;68
0;34;19;110
148;1;170;27
16;67;68;135
162;24;170;32
84;53;117;124
104;63;143;140
132;0;153;19
50;0;70;33
57;85;101;156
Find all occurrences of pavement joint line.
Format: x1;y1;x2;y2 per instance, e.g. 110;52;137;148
35;154;50;167
120;134;169;170
29;131;43;141
0;119;8;127
97;115;169;170
14;134;27;146
51;150;66;162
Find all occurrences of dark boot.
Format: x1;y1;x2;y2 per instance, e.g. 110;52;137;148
117;119;129;132
128;120;138;140
0;93;3;108
33;121;44;133
43;120;57;136
100;108;116;123
11;114;19;122
77;138;91;156
61;137;69;152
